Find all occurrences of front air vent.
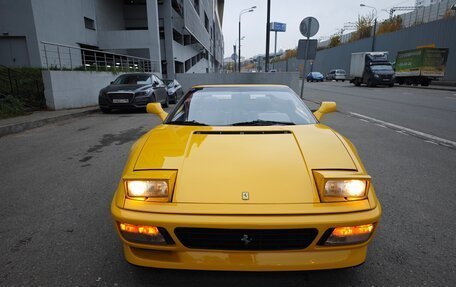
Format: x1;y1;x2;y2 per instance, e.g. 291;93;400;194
194;131;291;135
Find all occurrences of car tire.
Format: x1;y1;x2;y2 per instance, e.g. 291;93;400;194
100;107;111;114
162;95;169;108
168;93;175;104
342;80;345;82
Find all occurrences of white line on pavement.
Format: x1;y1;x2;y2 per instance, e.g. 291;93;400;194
350;112;456;149
375;124;387;128
396;130;409;136
359;119;369;123
424;140;438;145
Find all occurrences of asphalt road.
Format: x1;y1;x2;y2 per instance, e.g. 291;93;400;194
303;81;456;141
1;83;455;286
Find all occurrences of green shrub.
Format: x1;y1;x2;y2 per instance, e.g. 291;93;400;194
0;95;26;119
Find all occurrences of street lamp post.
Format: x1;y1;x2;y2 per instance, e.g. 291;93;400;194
233;36;245;72
360;4;378;52
238;6;256;72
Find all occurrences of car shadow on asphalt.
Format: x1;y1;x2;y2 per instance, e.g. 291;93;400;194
128;265;361;287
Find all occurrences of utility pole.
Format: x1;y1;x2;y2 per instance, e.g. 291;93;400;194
238;20;241;72
265;0;271;72
273;30;277;69
233;44;237;72
372;18;377;52
238;6;256;72
360;4;377;52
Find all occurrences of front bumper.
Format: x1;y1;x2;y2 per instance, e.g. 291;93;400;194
111;202;381;271
372;77;395;85
98;95;152;109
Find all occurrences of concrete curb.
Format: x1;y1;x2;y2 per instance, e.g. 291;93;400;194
395;85;456;92
0;107;99;137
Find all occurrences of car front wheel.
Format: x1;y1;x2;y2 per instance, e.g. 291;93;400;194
162;95;169;108
100;107;111;114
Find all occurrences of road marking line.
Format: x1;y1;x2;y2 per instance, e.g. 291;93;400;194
350;112;456;149
396;130;409;136
424;140;438;145
375;124;387;128
359;119;369;123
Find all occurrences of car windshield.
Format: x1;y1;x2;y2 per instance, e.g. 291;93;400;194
336;70;346;74
112;74;151;85
312;72;323;77
370;65;393;72
166;86;317;126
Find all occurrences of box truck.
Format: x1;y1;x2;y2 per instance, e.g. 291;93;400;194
394;48;449;86
349;52;395;87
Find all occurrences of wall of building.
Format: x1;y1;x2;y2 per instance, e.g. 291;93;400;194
175;72;300;94
42;70;118;110
0;0;41;67
274;17;456;81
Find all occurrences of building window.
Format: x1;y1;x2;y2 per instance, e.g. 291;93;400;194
204;13;209;32
192;0;200;15
172;0;183;16
124;0;146;5
173;29;183;44
84;17;95;30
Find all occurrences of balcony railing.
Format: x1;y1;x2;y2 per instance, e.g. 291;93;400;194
41;41;159;73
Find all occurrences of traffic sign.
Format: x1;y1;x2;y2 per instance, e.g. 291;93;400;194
231;53;237;61
270;22;287;32
299;17;319;38
297;39;317;60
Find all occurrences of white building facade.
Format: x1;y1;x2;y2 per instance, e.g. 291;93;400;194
0;0;224;78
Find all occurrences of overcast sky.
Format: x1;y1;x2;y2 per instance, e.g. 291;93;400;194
222;0;415;58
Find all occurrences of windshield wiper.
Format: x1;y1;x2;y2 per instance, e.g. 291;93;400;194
168;120;209;126
231;120;295;126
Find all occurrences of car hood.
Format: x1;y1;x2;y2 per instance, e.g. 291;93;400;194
103;84;151;93
134;125;357;204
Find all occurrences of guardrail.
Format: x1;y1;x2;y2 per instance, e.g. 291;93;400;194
41;41;159;72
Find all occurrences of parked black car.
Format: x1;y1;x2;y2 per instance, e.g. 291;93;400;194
163;79;184;104
98;73;168;113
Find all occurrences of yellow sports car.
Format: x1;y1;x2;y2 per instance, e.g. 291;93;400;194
111;85;381;271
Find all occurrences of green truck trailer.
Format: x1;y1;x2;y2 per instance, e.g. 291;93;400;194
394;48;449;86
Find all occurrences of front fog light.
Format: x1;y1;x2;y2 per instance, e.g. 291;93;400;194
119;223;172;245
320;224;375;246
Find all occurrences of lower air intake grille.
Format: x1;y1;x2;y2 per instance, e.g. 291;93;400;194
174;228;318;251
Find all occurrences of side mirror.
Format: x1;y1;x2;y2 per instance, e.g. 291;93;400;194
110;81;114;85
146;103;168;121
313;101;336;121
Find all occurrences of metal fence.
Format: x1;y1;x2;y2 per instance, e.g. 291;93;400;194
318;0;455;47
41;41;159;72
0;65;45;109
401;0;455;28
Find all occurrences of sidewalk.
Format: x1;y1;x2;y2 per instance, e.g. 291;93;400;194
397;83;456;92
0;106;99;137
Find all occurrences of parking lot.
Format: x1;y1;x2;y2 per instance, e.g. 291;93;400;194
1;82;455;286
